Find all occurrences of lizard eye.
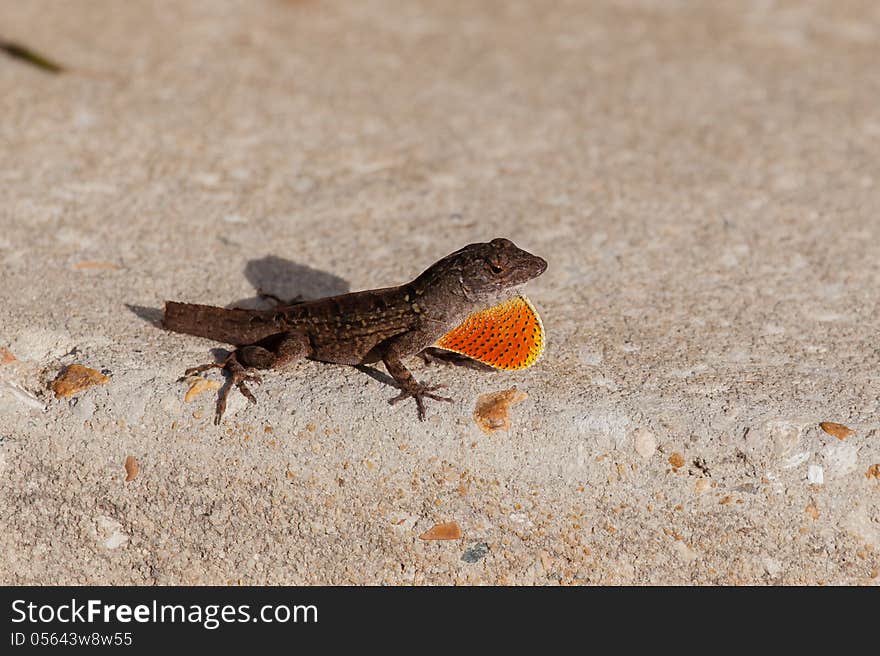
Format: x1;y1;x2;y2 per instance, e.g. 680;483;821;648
489;262;504;275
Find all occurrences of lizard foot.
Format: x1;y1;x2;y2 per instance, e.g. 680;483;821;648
213;353;263;425
388;383;453;421
180;353;262;425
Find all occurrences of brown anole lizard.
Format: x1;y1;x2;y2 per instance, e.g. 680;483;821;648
162;238;547;423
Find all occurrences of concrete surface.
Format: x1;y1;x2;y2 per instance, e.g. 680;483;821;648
2;0;880;585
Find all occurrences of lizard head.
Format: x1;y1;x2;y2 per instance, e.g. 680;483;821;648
419;237;547;304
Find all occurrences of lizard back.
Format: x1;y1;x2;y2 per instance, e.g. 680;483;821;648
163;285;418;359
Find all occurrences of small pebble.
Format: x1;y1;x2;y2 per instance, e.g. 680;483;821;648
94;516;129;550
51;364;110;398
473;387;528;433
184;378;221;402
124;456;138;482
461;542;489;563
819;422;854;441
633;428;656;460
73;261;119;270
419;521;463;540
807;464;824;485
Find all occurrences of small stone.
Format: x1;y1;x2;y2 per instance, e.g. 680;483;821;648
508;512;533;528
50;364;110;398
766;420;801;456
184;377;221;402
124;456;138;482
807;464;824;485
94;516;129;550
819;422;855;440
473;387;528;433
668;452;685;469
0;347;15;365
419;521;463;541
73;260;119;270
763;556;783;577
694;478;710;494
866;464;880;480
805;502;820;520
633;428;656;460
461;542;489;563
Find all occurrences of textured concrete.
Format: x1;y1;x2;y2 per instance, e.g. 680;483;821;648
2;0;880;585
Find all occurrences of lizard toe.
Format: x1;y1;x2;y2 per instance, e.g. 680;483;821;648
182;362;222;379
237;381;258;404
388;382;453;420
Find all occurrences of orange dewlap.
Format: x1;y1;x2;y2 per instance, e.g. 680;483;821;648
434;295;545;370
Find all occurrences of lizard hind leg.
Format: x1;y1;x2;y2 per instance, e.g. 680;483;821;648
213;350;264;425
181;332;309;425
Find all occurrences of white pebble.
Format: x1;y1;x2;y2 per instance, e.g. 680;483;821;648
633;428;656;460
807;464;824;485
763;556;783;577
94;516;129;550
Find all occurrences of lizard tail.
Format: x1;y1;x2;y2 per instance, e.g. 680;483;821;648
163;301;279;346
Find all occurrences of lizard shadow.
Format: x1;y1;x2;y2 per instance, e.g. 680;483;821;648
126;304;164;328
230;255;350;309
125;256;350;325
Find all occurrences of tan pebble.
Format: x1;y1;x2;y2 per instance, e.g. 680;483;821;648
0;347;15;365
819;422;855;440
419;521;462;540
805;502;819;520
719;495;732;505
668;452;685;469
51;364;110;398
865;464;880;479
184;378;220;402
74;260;120;270
473;387;528;433
124;456;138;482
695;478;710;494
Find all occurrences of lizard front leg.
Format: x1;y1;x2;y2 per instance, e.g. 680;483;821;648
182;331;309;424
381;335;452;421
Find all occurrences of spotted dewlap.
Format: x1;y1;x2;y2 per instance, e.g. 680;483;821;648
434;295;545;370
